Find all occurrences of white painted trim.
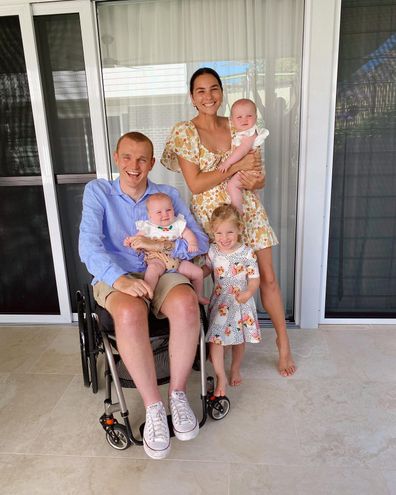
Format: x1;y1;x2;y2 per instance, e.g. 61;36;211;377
323;319;396;325
79;1;111;179
0;314;72;324
296;0;341;329
319;0;342;325
293;0;312;327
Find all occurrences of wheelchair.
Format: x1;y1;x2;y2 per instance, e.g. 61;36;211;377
76;284;230;451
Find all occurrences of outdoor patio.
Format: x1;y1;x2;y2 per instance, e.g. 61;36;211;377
0;324;395;494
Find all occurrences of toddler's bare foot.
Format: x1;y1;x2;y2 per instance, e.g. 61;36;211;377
214;374;228;397
198;295;210;305
229;368;242;386
276;337;296;377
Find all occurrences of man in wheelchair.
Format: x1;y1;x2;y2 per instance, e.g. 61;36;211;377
79;131;209;459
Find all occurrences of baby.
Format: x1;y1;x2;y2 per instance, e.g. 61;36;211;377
124;192;209;305
219;98;269;212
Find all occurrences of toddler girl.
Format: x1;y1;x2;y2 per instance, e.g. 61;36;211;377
124;192;209;304
205;204;261;396
219;98;269;212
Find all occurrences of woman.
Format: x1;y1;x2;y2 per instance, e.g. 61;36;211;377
161;67;296;377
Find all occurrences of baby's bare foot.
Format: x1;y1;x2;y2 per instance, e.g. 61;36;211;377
198;295;210;305
276;338;296;377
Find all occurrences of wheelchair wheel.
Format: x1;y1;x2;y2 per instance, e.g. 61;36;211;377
83;286;99;394
208;396;230;421
106;424;131;450
77;291;90;388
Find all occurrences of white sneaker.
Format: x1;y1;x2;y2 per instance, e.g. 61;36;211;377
143;401;170;459
169;390;199;441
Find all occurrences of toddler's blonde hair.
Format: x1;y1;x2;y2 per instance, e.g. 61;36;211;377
209;204;244;234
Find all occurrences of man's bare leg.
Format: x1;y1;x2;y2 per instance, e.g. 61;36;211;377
105;292;161;406
160;284;200;393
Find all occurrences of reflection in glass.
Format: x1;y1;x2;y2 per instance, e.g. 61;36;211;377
34;14;96;311
56;184;92;308
0;186;59;314
34;14;95;175
326;1;396;317
0;16;40;177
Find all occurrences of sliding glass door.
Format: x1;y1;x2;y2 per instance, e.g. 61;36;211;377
0;2;107;322
326;0;396;318
96;0;304;321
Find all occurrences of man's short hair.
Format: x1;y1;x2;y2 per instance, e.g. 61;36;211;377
116;131;154;158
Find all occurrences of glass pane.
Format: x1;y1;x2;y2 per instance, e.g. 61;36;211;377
0;16;40;177
34;14;95;175
0;15;59;315
56;184;92;308
0;186;59;314
326;0;396;317
97;0;303;321
34;14;97;311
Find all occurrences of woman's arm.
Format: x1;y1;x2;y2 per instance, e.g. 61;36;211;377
178;151;262;195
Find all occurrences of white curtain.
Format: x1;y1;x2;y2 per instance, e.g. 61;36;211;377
96;0;303;318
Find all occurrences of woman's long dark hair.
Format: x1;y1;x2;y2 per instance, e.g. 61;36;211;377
189;67;223;94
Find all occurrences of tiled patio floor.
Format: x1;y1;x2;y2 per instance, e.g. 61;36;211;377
0;324;395;494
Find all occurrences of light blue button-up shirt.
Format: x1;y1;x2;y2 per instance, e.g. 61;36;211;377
79;178;209;286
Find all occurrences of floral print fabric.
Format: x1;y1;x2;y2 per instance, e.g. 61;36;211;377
161;120;279;251
205;243;261;346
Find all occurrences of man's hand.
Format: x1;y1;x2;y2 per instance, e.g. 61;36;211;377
113;274;153;300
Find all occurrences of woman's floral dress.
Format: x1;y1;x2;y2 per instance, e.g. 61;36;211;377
205;243;261;345
161;120;278;251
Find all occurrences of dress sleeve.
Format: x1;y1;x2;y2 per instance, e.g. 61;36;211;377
161;121;200;172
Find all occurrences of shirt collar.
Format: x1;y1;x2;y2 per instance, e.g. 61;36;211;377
110;177;159;203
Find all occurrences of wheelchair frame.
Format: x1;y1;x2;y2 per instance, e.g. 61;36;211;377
77;285;231;451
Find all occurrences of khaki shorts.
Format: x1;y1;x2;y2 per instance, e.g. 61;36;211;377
93;272;191;318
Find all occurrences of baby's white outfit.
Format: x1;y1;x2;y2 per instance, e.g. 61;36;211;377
135;214;186;241
232;125;269;148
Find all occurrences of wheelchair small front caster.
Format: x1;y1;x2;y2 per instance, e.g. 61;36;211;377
105;424;131;450
207;394;230;421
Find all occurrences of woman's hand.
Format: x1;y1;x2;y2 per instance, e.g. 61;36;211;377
238;169;265;191
231;149;262;174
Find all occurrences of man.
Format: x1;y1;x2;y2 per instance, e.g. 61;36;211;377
79;132;209;459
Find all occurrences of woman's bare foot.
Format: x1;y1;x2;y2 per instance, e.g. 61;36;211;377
229;368;242;386
276;338;296;377
214;373;228;396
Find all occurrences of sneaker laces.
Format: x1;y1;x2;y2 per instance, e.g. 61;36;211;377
170;391;195;425
146;403;168;442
